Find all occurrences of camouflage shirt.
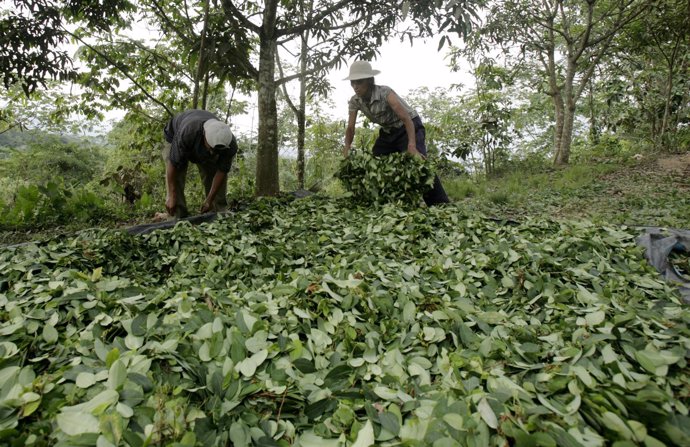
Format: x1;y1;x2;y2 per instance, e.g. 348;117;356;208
348;85;418;133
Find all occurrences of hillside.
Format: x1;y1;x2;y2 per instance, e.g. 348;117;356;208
453;153;690;230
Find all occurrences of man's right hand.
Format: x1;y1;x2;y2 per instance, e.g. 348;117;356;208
165;194;176;215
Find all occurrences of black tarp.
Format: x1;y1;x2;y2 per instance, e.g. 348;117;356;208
636;227;690;303
125;211;222;235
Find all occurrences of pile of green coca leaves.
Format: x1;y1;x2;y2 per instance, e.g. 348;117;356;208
1;196;689;446
335;151;435;206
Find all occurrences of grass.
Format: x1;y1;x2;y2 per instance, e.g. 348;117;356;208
445;155;690;229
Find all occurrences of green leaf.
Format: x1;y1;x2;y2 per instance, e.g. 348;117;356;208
22;397;41;417
585;310;606;326
57;411;100;436
130;313;148;337
100;412;124;445
42;324;59;343
293;358;316;374
477;398;498;429
107;360;127;390
229;421;250;447
105;348;120;368
601;411;634;439
352;420;375;447
513;432;557;447
61;389;119;415
324;364;351;388
76;372;97;388
378;411;400;435
236;349;268;377
442;413;464;430
296;431;341;447
304;398;337;421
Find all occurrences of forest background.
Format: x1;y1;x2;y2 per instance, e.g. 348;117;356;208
0;0;689;243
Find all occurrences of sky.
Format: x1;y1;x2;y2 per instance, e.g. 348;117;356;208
229;35;472;139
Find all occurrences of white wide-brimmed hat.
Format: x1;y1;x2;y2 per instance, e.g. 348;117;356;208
343;61;381;80
203;119;234;150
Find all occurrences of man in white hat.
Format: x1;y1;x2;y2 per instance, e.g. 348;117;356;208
162;109;238;218
343;60;449;206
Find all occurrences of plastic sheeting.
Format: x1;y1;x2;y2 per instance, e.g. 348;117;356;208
636;227;690;303
125;211;222;235
124;190;315;236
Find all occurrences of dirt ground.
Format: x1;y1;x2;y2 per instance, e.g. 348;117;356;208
657;152;690;176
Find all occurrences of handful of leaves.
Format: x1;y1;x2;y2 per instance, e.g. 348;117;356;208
336;151;435;205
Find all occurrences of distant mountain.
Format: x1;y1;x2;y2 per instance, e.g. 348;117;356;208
0;128;100;151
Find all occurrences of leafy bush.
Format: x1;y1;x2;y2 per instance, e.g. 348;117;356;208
226;154;255;201
0;135;103;187
571;134;640;163
335;151;435;206
0;179;112;230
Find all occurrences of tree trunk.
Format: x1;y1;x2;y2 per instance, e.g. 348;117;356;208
296;31;307;189
255;0;280;196
554;51;579;166
556;103;576;165
552;93;566;165
588;76;599;144
658;66;675;148
192;0;210;109
202;71;210;109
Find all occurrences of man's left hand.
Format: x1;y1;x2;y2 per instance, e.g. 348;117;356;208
407;144;424;158
200;201;214;213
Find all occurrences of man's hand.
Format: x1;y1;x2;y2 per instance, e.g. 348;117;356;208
407;143;424;158
165;194;176;215
200;201;214;214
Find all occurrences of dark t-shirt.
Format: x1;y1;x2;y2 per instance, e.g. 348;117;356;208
163;109;237;173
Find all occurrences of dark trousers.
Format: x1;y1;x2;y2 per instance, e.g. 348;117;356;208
372;117;450;206
162;143;228;218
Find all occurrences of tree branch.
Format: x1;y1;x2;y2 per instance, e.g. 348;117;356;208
62;27;173;116
276;0;354;37
275;52;300;116
220;0;261;34
148;0;194;45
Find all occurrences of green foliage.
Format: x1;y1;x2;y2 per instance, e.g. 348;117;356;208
605;0;690;150
226;152;256;202
0;134;103;195
408;71;515;176
1;197;689;445
0;83;107;133
444;178;480;199
0;179;112;230
303;108;348;192
335;151;435;206
0;135;110;231
101;115;167;208
487;189;510;205
571;134;639;164
0;0;135;96
407;87;470;160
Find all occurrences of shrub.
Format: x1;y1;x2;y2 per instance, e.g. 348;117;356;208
0;179;112;230
0;135;104;187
